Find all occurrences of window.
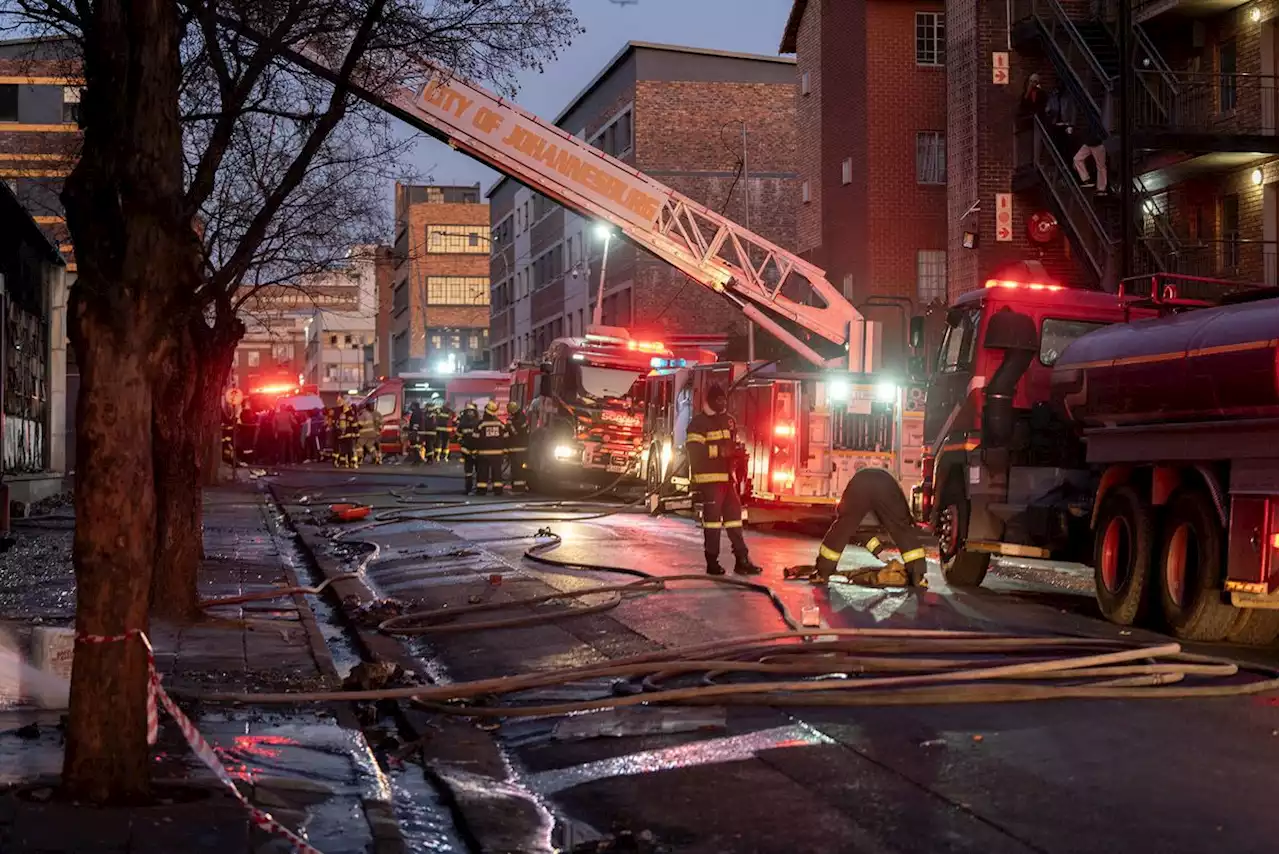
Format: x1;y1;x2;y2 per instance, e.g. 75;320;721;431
936;308;979;373
916;251;947;303
802;180;811;203
247;351;261;368
374;394;397;417
916;132;946;184
61;86;80;124
430;334;443;350
1221;194;1240;268
271;343;294;362
427;224;488;254
0;84;16;122
841;157;852;185
1039;319;1106;366
842;273;854;301
801;71;811;95
1218;38;1237;112
590;108;633;156
915;13;945;66
426;276;489;305
469;334;480;350
328;335;339;346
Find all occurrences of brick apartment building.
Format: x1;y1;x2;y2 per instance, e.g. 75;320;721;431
487;42;798;370
947;0;1277;297
779;0;950;368
389;183;491;376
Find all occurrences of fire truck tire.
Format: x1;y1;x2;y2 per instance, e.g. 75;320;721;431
1156;489;1236;643
937;481;990;588
1225;608;1279;646
1091;485;1156;627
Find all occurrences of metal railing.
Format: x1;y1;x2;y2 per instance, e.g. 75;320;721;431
1014;115;1116;282
1133;71;1279;136
1134;174;1181;260
1133;239;1279;287
1130;24;1179;121
1012;0;1113;139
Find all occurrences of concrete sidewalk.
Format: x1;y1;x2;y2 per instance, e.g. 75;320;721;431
0;483;410;854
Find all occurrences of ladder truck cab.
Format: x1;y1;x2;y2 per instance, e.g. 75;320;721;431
522;327;671;489
913;265;1279;644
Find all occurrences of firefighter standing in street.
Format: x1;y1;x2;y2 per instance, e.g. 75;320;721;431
357;402;382;466
457;401;481;493
421;402;439;465
784;466;929;587
405;402;427;464
473;401;509;495
687;385;761;576
336;397;360;468
505;401;529;492
434;404;455;463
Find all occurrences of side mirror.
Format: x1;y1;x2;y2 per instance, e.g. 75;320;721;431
908;316;925;351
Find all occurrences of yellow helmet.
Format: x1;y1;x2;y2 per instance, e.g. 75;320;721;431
465;401;478;411
485;401;499;415
507;401;520;415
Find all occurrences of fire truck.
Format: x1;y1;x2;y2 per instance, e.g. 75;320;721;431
913;266;1277;643
358;372;510;456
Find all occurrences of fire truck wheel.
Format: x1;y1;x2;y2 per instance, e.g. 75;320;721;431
1156;488;1236;643
937;481;990;587
1092;485;1156;627
1225;607;1279;646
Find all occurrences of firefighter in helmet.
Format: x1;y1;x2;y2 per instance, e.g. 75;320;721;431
686;384;761;576
473;401;509;496
421;401;440;465
357;401;383;466
784;467;929;588
435;403;455;463
505;401;529;492
456;401;481;493
336;396;360;468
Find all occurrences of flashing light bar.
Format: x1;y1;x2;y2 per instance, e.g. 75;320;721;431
626;339;668;354
985;279;1063;292
251;384;299;395
650;357;688;369
774;423;795;438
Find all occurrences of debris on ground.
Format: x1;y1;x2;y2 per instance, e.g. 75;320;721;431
27;490;73;517
551;708;727;743
342;596;404;627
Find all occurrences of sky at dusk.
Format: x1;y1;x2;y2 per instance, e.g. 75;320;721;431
403;0;794;194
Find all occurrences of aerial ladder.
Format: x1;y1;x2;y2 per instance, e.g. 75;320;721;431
263;38;877;373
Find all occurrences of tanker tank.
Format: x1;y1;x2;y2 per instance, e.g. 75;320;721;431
1052;297;1279;429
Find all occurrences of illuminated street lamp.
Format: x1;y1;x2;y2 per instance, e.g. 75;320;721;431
592;224;614;327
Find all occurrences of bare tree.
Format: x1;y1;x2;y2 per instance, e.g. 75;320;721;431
1;0;579;803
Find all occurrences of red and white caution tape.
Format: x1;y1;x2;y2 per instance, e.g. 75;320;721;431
76;630;324;854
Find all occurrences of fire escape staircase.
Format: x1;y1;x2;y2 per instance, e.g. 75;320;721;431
1011;0;1181;286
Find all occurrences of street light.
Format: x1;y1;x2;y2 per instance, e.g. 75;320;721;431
592;224;614;328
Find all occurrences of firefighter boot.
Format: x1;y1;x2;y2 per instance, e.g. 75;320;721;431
733;555;763;576
705;553;726;576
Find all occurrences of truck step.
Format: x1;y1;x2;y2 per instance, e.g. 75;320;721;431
966;540;1050;559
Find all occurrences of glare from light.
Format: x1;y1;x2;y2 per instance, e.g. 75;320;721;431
572;353;585;361
553;444;576;460
346;388;359;395
594;223;613;241
1251;168;1264;186
650;356;664;368
876;382;899;403
661;441;673;474
828;379;850;402
1250;6;1262;21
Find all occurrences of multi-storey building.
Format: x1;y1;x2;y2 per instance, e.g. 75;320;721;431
299;247;379;401
779;0;950;367
487;42;799;370
947;0;1277;297
389;183;491;376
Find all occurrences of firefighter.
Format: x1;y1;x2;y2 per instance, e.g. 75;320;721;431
336;397;360;468
436;403;455;463
687;384;761;576
357;402;382;466
457;401;481;493
472;401;509;496
784;467;929;588
505;401;529;492
421;402;439;465
322;405;339;463
405;401;426;464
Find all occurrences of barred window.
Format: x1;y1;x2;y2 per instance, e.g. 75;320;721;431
916;250;947;304
915;12;945;67
427;224;488;254
916;132;946;184
426;276;489;306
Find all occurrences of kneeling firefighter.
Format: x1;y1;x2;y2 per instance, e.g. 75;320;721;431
687;384;761;576
785;467;928;587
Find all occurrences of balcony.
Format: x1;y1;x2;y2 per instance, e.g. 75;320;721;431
1132;71;1279;153
1133;239;1279;287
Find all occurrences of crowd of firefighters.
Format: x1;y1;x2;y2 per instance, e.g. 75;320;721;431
221;395;529;496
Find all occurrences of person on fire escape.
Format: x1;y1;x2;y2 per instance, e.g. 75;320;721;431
784;467;929;588
686;384;762;576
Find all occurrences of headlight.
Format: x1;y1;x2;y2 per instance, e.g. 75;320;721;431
553;445;576;460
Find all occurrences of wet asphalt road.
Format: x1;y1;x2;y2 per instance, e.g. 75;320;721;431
272;463;1279;854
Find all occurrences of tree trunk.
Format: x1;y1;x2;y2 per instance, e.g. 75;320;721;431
150;318;241;622
62;303;161;804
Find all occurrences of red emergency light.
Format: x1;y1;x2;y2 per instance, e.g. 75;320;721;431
774;423;795;438
984;279;1063;292
252;384;298;395
626;339;668;354
771;469;794;487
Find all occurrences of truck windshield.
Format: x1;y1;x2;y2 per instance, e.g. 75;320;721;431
574;364;645;404
1040;318;1108;365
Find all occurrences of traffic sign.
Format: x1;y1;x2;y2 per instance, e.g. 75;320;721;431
995;193;1014;242
992;52;1009;85
225;387;244;407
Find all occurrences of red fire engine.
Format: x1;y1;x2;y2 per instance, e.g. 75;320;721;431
913;266;1277;643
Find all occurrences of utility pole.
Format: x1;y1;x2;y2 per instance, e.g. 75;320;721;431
742;121;755;362
1118;0;1134;287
